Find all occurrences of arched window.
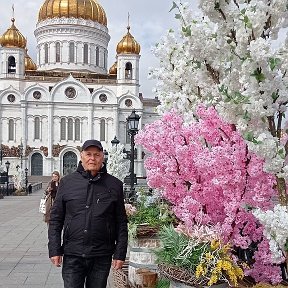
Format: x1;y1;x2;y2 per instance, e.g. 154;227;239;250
60;118;66;140
68;118;73;140
125;62;132;79
69;42;75;63
44;43;49;64
34;117;40;139
83;44;88;64
8;56;16;73
100;119;105;141
75;118;80;141
96;47;99;66
56;42;61;63
8;119;14;141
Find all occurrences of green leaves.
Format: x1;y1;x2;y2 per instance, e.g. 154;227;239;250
154;225;209;270
182;25;192;37
269;57;281;71
251;68;265;82
271;91;279;101
219;85;250;104
244;131;262;144
278;148;286;159
169;1;178;13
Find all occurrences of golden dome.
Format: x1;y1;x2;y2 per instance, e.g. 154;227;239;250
109;61;117;75
38;0;107;26
25;49;37;71
116;26;141;55
0;18;27;48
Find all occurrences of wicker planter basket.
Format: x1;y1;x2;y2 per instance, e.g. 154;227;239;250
113;261;135;288
136;224;159;238
158;263;209;287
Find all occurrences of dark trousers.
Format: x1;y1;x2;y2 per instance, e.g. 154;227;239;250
62;255;112;288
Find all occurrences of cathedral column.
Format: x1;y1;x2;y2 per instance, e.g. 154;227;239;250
50;42;56;63
46;103;53;174
113;107;119;139
105;119;109;142
62;41;69;63
21;101;27;169
39;44;45;66
47;103;53;157
88;105;93;139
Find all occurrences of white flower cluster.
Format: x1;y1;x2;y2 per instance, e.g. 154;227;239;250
106;144;130;182
253;205;288;263
150;0;288;178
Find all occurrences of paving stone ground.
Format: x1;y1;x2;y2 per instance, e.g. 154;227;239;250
0;188;114;288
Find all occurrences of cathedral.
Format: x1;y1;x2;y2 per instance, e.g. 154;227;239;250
0;0;159;177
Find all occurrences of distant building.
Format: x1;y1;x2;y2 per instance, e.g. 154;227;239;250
0;0;159;176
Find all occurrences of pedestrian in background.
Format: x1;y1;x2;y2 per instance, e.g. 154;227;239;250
48;140;128;288
44;171;60;224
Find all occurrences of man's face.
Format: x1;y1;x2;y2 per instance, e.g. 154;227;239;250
81;146;104;175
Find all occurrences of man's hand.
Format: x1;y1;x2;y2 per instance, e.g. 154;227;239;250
50;256;63;267
112;259;124;270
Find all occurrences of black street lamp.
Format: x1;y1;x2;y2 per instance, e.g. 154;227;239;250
111;136;120;147
126;110;140;198
5;161;10;196
103;149;108;165
19;141;23;169
25;168;28;194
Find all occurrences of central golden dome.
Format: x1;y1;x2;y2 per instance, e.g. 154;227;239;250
38;0;107;26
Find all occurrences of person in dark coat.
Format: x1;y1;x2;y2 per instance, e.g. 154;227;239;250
48;139;128;288
43;171;60;224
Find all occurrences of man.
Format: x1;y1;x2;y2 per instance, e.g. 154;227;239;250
48;139;128;288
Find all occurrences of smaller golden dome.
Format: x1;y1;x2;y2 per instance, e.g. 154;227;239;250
109;61;117;75
0;18;26;48
25;49;37;71
116;26;140;55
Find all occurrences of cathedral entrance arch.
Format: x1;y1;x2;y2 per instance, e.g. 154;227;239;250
31;153;43;175
63;151;77;175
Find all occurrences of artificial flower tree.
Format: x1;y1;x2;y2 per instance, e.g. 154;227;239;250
136;107;283;283
137;0;288;284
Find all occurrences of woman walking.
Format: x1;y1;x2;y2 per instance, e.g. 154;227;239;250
44;171;60;224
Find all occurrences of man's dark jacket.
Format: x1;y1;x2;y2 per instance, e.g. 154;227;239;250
48;162;128;261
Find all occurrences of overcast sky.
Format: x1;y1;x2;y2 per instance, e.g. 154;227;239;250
0;0;186;98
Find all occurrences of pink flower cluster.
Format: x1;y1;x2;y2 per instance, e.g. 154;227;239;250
135;106;281;283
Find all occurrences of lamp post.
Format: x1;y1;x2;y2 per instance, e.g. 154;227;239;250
111;136;120;147
25;168;28;194
5;161;10;196
126;110;140;198
19;141;23;169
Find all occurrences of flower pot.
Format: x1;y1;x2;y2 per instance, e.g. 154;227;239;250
169;280;228;288
128;236;160;286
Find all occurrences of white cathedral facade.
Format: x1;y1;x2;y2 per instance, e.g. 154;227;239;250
0;0;159;177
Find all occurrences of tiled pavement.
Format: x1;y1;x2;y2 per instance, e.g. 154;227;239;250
0;188;114;288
